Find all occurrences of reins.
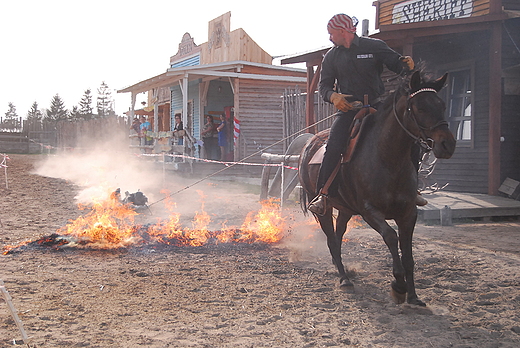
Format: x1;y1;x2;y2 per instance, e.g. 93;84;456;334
392;87;447;151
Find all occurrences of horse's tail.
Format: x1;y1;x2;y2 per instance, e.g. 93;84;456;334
297;130;329;217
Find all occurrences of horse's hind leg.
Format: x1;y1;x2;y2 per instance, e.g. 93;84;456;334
317;209;353;287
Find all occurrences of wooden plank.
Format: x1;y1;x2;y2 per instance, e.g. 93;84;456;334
498;178;520;196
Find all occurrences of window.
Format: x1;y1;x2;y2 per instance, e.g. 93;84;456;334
445;68;473;143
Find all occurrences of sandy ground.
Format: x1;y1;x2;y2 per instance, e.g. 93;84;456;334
1;153;519;348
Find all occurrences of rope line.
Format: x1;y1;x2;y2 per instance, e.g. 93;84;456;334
148;112;338;207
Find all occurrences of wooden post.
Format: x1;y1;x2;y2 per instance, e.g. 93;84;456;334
1;279;30;345
153;88;159;150
261;153;300;201
280;161;285;209
488;21;502;195
306;64;322;134
260;160;272;201
306;65;316;134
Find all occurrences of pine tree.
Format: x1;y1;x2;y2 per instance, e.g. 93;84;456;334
2;102;19;130
69;106;81;121
97;81;114;117
45;94;68;123
26;101;43;123
79;89;93;120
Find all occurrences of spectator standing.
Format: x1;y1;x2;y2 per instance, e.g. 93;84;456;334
173;113;184;145
139;116;153;153
201;115;218;160
216;114;228;161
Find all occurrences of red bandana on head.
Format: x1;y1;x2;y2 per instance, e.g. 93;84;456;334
327;14;357;33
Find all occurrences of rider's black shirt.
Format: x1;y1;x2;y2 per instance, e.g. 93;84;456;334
319;35;403;105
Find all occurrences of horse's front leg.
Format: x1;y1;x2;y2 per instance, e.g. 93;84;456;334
363;211;407;300
396;214;426;306
317;209;353;287
335;211;353;287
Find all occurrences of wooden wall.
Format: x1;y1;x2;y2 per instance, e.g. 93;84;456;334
200;28;272;65
413;31;492;193
236;78;306;162
501;94;520;184
500;18;520;184
503;0;520;11
200;12;272;65
409;19;520;193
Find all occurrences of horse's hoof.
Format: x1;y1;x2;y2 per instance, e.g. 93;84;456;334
339;278;354;289
408;298;427;307
390;287;406;304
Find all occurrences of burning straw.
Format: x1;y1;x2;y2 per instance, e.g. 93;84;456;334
3;193;287;254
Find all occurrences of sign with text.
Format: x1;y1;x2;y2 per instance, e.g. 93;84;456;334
392;0;474;24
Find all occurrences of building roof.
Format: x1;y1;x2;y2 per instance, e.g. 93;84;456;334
118;60;306;95
280;47;331;67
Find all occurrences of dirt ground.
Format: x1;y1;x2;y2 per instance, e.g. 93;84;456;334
1;153;519;348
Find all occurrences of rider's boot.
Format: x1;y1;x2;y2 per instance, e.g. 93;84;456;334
308;193;327;216
308;156;339;216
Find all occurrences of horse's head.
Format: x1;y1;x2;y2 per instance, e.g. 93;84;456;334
403;71;456;159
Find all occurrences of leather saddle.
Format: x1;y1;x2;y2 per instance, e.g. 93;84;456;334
310;103;377;165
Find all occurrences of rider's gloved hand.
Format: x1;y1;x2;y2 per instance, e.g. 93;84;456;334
400;56;415;71
330;92;353;112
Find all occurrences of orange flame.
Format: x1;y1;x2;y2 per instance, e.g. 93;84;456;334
2;191;323;254
57;195;139;248
239;198;285;243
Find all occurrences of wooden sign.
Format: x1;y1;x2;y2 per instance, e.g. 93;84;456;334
391;0;475;24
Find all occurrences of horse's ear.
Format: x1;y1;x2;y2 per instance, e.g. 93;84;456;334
409;71;422;91
433;73;448;92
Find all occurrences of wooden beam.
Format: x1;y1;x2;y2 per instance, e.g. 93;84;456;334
488;21;502;195
186;69;306;82
280;48;329;66
305;64;322;134
182;74;188;136
489;0;502;14
233;78;240;161
373;1;381;30
306;66;315;134
378;12;508;33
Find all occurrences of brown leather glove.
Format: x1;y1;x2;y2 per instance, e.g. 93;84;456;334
400;56;415;71
329;92;353;112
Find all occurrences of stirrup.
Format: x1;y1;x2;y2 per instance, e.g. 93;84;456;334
308;194;327;216
415;192;428;206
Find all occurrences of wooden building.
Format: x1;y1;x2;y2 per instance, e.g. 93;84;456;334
373;0;520;195
283;0;520;196
118;12;307;162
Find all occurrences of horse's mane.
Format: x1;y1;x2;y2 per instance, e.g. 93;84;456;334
379;64;440;114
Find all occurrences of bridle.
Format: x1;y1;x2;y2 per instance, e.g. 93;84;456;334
393;87;448;151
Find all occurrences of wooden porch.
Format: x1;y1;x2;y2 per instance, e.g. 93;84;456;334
418;191;520;223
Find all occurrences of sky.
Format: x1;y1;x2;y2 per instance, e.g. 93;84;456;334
0;0;376;118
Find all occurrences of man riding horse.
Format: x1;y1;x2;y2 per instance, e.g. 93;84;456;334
308;13;426;215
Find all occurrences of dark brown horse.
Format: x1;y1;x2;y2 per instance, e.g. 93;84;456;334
298;71;456;306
